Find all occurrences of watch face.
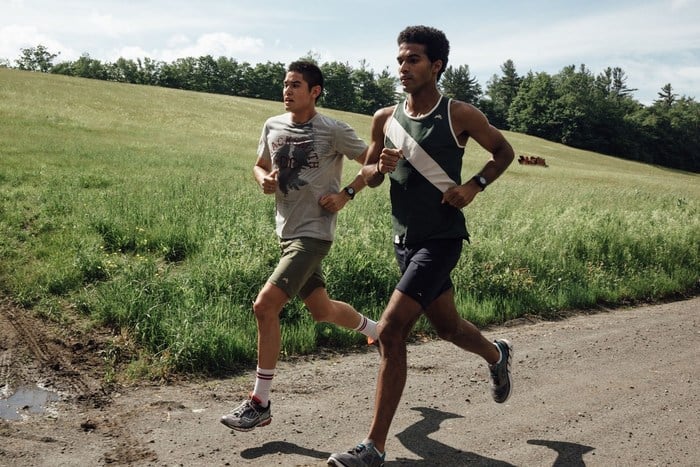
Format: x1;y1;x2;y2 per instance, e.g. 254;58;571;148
473;175;487;190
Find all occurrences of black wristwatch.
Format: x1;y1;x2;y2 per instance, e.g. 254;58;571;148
472;175;488;191
343;186;356;199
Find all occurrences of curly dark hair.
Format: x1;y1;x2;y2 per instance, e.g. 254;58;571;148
397;25;450;80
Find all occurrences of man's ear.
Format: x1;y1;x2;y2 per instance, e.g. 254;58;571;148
311;85;322;99
432;59;443;76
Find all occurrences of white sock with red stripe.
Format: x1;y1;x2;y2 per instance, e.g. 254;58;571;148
354;314;378;341
252;367;274;407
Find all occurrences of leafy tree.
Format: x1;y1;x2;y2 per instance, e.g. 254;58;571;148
440;64;482;104
352;61;396;115
244;61;285;101
634;94;700;170
320;61;357;111
15;44;58;72
550;64;599;147
161;57;198;89
137;57;161;86
215;57;251;96
70;53;109;79
507;71;558;140
160;57;192;89
108;58;140;83
319;61;397;115
49;61;72;76
665;96;700;171
192;55;218;92
51;54;111;81
321;61;397;114
351;64;377;114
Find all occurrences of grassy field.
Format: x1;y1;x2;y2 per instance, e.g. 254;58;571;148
1;68;698;377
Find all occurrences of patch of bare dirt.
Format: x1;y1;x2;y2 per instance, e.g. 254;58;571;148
1;296;698;466
0;298;110;406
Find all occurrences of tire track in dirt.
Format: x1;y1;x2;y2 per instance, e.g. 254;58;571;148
0;297;157;465
3;305;94;398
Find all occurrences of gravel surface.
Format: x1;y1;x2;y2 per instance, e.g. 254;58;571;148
1;296;698;466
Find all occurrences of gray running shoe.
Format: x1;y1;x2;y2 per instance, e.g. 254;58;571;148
489;339;513;403
328;442;385;467
220;395;271;431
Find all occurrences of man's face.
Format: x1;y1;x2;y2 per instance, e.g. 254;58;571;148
396;43;441;93
283;71;318;113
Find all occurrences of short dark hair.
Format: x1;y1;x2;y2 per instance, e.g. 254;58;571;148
287;60;324;97
397;26;450;80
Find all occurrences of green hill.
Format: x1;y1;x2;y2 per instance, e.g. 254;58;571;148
1;68;698;376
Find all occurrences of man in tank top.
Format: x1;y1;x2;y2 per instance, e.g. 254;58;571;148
328;26;515;467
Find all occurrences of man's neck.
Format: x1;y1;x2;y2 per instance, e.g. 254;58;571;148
290;109;317;124
405;89;441;118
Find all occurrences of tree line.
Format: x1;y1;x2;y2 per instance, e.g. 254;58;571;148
6;45;698;172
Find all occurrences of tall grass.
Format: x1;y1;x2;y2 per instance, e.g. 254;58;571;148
1;69;698;375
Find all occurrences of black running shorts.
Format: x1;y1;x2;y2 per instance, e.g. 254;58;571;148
393;238;463;309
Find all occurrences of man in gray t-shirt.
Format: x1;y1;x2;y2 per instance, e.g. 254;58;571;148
258;111;367;241
220;61;378;433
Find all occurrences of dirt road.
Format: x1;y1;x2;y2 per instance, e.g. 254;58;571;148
1;296;698;466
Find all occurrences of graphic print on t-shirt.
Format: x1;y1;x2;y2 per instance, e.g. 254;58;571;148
271;132;319;195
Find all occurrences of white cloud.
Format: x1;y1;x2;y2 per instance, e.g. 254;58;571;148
167;34;191;48
87;11;133;37
670;0;696;10
109;46;151;62
458;2;699;72
158;32;265;62
678;65;700;82
0;24;78;61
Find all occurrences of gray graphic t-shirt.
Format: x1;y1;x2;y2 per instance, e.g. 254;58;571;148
258;112;367;241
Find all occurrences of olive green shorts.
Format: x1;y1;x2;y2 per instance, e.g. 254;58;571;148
268;237;332;299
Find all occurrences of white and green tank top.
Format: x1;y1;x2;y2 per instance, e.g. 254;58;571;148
385;96;469;245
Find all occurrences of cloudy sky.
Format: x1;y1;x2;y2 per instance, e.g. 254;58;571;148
2;0;699;105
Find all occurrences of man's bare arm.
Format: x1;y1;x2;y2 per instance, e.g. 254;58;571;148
361;107;395;188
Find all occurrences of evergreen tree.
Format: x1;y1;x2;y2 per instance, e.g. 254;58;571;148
440;64;482;105
485;59;521;129
656;83;677;107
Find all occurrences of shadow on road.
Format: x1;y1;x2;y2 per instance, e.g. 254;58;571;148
527;439;595;466
238;407;595;466
240;440;330;461
394;407;514;466
396;407;596;466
